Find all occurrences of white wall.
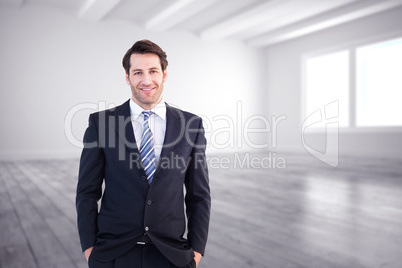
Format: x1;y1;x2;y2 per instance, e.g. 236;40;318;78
266;7;402;159
0;4;267;160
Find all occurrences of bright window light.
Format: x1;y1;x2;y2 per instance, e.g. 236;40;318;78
356;38;402;127
305;50;350;127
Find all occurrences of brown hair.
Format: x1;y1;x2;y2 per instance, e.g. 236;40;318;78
122;39;168;74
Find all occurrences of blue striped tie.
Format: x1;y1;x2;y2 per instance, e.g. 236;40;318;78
140;111;156;184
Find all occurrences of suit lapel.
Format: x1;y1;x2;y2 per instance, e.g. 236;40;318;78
113;100;140;158
113;101;182;178
154;104;181;175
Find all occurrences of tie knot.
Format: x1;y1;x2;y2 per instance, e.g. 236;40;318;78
142;111;152;120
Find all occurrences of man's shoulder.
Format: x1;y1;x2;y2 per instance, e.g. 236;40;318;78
89;100;130;119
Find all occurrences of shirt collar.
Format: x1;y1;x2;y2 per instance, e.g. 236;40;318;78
129;98;167;121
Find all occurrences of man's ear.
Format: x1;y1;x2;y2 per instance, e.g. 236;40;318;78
163;70;168;82
125;73;131;85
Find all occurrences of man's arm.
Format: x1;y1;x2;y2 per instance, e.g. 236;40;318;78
76;113;105;253
185;118;211;259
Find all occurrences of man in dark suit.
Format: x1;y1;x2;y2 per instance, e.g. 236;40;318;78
76;40;211;268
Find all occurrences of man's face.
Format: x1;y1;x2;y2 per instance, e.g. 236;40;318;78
126;53;167;110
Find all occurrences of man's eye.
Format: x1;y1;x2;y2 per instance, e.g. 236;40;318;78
134;72;141;75
151;70;157;73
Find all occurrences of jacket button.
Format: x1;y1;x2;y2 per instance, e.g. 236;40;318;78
145;226;149;232
147;200;152;205
141;176;147;181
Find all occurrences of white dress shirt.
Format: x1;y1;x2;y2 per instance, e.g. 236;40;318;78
129;98;167;164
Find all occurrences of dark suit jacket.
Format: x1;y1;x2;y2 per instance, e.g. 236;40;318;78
76;100;211;267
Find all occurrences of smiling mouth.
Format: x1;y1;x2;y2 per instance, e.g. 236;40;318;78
141;88;154;91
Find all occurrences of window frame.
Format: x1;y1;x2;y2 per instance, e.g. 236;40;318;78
301;32;402;132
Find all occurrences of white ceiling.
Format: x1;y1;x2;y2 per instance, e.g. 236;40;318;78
2;0;402;47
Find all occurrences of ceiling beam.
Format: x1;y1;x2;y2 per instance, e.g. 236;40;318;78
247;0;402;47
199;0;290;40
145;0;197;30
78;0;122;22
145;0;218;31
230;0;357;41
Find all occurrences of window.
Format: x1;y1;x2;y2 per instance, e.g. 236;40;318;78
356;38;402;127
305;50;350;127
304;37;402;128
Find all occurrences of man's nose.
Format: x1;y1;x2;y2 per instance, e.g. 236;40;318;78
141;74;152;85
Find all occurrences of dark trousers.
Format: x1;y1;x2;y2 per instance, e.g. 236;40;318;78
88;244;196;268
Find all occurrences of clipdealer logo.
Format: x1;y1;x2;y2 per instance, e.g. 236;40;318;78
301;100;339;167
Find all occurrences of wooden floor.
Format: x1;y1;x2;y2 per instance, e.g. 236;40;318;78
0;153;402;268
